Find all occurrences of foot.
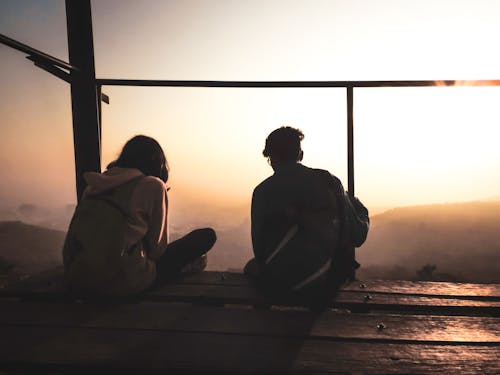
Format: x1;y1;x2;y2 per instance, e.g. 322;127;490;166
179;254;207;275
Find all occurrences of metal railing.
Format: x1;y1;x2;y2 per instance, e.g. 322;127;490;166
94;78;500;196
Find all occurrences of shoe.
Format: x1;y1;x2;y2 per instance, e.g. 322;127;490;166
179;254;207;275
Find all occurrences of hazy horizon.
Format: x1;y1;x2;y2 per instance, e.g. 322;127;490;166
2;198;499;284
2;194;499;234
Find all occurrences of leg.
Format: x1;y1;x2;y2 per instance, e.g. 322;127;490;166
244;257;260;280
156;228;216;284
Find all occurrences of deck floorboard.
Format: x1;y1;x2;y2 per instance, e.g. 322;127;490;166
0;269;499;373
0;300;498;344
1;326;499;374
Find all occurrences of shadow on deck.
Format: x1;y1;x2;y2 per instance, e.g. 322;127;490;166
0;268;499;374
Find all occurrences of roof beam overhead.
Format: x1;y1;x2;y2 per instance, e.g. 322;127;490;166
0;32;76;72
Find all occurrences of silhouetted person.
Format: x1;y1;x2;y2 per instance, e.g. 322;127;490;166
245;127;369;308
63;135;216;296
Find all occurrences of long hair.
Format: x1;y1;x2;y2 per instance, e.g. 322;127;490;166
110;135;169;182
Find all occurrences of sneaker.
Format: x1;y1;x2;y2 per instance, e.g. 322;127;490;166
179;254;207;275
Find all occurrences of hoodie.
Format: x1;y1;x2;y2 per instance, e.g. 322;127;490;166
73;167;169;295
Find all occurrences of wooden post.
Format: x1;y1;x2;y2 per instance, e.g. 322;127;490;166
346;86;356;280
66;0;101;202
97;84;103;159
347;86;354;196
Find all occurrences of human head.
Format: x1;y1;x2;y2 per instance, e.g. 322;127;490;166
111;135;169;182
263;126;304;165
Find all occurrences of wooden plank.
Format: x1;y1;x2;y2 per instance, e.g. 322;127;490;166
0;300;498;344
4;269;499;299
173;272;500;299
344;279;500;299
0;267;65;293
2;270;499;315
145;284;500;315
179;270;250;286
2;279;499;315
0;326;498;374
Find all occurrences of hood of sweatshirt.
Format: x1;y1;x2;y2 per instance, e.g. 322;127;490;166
83;167;143;196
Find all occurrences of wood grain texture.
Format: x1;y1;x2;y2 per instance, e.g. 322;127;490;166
146;284;500;315
177;273;500;299
2;276;499;315
0;301;498;344
4;269;499;298
1;270;499;373
0;326;498;374
343;279;500;299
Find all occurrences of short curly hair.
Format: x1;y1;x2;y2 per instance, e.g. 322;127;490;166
263;126;304;162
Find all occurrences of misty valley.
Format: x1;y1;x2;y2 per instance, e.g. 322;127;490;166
1;199;499;285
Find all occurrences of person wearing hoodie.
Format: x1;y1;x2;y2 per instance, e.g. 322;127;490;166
63;135;216;296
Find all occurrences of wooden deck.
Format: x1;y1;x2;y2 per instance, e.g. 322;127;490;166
0;269;498;374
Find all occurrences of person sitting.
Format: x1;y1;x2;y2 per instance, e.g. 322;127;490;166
245;126;369;308
63;135;216;296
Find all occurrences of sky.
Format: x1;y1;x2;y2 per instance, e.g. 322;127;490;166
1;0;500;223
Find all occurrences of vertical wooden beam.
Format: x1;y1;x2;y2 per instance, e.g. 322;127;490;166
66;0;101;202
97;84;103;159
347;86;354;196
346;86;356;280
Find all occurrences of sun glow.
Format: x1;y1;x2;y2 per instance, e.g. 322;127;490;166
2;0;500;214
354;85;500;208
434;80;500;87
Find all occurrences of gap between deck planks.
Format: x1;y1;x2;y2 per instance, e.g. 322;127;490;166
0;269;499;374
4;267;500;299
0;300;498;345
180;271;500;299
0;325;498;374
1;268;499;316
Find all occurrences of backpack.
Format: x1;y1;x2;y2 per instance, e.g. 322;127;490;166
258;170;369;295
259;170;342;293
62;176;143;293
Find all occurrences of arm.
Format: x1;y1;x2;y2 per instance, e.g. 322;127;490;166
144;179;169;260
344;192;370;247
325;172;369;247
251;188;266;266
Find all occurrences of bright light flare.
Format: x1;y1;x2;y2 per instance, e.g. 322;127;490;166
434;80;500;87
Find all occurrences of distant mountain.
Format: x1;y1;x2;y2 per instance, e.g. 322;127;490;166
1;199;499;284
0;203;75;231
357;201;500;283
0;221;65;282
205;217;252;271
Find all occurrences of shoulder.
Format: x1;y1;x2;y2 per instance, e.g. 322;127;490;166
305;166;342;185
139;175;165;188
135;176;168;197
253;175;273;196
326;172;343;188
307;167;345;195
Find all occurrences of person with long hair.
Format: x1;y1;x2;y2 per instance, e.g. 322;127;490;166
63;135;216;296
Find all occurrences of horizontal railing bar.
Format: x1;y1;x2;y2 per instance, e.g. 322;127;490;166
96;79;500;88
0;33;77;72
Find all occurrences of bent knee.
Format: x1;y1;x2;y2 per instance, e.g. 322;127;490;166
196;227;217;248
205;227;217;246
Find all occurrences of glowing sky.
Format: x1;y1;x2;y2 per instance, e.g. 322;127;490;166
1;0;500;215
